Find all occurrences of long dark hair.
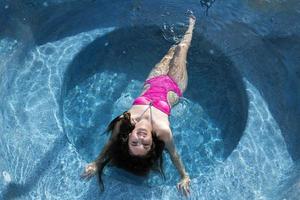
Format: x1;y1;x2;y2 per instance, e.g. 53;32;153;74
96;111;165;191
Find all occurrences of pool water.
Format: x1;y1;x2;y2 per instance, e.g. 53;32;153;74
1;0;300;199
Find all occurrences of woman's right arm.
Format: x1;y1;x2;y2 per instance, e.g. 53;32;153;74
80;119;121;180
80;140;112;180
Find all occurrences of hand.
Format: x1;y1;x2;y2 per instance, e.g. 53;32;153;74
80;162;97;180
177;175;191;197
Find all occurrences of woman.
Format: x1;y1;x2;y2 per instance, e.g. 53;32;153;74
81;15;196;197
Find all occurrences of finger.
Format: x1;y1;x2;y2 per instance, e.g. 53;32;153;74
184;184;191;194
178;184;183;193
80;172;89;180
183;186;187;196
80;172;92;180
80;173;87;180
80;171;88;177
182;189;186;197
177;184;181;192
183;186;189;197
186;186;190;195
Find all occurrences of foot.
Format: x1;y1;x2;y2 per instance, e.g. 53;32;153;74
187;10;196;26
189;14;196;27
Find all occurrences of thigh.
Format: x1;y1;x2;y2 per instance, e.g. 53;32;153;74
144;64;169;96
146;45;176;80
168;45;188;93
168;62;188;93
146;64;169;81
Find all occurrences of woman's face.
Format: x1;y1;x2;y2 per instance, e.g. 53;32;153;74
128;119;153;156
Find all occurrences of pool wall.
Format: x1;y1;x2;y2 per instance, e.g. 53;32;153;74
1;0;300;199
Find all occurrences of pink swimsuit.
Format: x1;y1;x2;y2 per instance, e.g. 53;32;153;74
132;75;182;115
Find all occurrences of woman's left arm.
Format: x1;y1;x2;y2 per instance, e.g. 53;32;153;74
162;129;191;196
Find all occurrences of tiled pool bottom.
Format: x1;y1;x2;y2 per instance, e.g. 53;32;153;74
0;26;295;199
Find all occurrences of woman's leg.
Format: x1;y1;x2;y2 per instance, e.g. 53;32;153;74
145;45;177;80
167;16;196;106
140;45;177;94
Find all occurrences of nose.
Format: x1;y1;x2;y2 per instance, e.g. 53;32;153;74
134;137;144;146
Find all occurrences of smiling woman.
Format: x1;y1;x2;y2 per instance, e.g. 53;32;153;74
80;14;196;197
91;111;165;186
128;126;153;155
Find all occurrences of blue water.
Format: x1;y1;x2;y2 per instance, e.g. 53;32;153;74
1;0;300;199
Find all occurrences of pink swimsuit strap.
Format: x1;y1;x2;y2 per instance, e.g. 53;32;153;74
132;75;182;115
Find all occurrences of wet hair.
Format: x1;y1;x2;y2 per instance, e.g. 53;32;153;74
96;111;165;191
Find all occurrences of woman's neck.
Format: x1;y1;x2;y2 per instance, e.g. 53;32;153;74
129;104;153;128
129;105;151;119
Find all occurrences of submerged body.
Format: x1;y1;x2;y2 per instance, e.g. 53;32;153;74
128;74;182;156
81;14;196;197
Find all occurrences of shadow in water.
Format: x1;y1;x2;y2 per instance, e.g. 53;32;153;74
253;35;300;161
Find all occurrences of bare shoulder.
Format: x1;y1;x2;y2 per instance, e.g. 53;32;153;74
156;126;176;153
155;125;172;143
